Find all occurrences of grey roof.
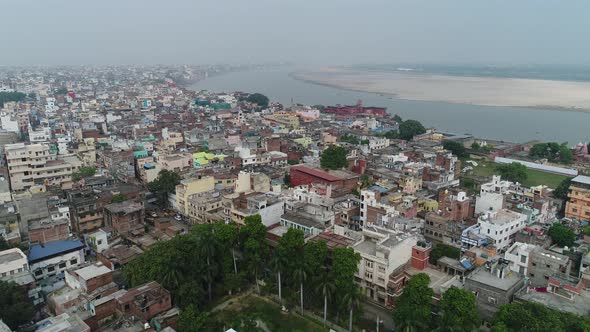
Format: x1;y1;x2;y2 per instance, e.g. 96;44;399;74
572;175;590;185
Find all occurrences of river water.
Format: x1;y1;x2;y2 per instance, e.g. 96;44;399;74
189;67;589;144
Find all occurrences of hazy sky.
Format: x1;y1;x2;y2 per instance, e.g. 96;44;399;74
1;0;589;66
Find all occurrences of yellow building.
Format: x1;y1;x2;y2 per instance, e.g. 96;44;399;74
565;175;590;222
293;137;312;148
175;175;215;215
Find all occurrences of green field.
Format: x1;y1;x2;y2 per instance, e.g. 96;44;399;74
466;160;569;189
213;295;327;332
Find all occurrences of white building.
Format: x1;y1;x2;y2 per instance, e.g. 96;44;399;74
475;175;511;214
477;209;527;249
353;226;418;304
360;189;399;225
504;242;538;276
0;248;28;279
0;112;19;133
28;126;52;143
28;239;85;281
85;229;109;253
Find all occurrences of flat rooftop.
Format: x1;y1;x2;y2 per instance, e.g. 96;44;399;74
0;249;26;264
74;263;111;280
467;266;523;291
516;288;590;316
354;240;377;256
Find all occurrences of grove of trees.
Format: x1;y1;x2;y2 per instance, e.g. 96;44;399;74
72;166;97;181
245;93;269;108
495;162;528;183
0;280;35;330
547;222;576;247
320;145;348;170
529;142;573;164
443;140;468;158
0;91;26;107
123;214;363;331
147;169;181;206
398;119;426;141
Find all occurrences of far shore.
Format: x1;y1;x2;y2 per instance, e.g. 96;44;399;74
291;68;590;112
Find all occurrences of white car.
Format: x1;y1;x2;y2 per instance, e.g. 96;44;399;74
150;212;158;218
174;215;182;221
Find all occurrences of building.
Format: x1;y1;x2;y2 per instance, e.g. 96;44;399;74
465;262;525;319
103;201;144;236
115;281;173;322
527;249;571;287
186;191;224;224
173;175;215;215
353;225;418;305
34;313;90;332
229;193;285;226
67;189;104;234
0;248;28;280
289;165;359;192
475;175;510;214
565;175;590;222
5;143;80;192
424;212;466;246
470;209;527;250
504;242;537;276
28;239;85;281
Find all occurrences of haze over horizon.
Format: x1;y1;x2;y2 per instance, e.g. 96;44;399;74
1;0;589;67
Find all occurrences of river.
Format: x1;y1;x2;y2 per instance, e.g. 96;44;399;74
189;67;589;143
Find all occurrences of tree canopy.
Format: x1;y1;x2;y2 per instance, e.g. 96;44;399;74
320;145;348;170
393;114;403;122
553;177;572;201
246;93;269;108
340;134;360;145
438;287;480;332
72;166;97;181
148;170;181;194
547;222;576;247
429;243;461;265
495;162;528;183
393;273;434;331
0;91;26;107
492;301;590;332
110;194;127;204
529;142;573;164
55;87;69;95
443;140;468;158
398;119;426;140
0;280;35;330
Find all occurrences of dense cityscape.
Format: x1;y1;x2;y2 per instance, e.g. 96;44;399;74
0;63;589;332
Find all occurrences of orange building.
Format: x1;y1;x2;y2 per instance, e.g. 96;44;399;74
565;175;590;222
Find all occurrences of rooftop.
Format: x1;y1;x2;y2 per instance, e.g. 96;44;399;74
28;239;85;264
467;266;523;291
104;200;143;214
516;288;590;316
0;248;26;265
572;175;590;186
73;263;111;281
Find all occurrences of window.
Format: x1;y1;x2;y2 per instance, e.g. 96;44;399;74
124;304;130;310
530;273;535;277
47;266;55;272
59;263;66;269
546;264;551;268
545;276;549;280
520;255;527;263
532;263;537;267
488;297;497;305
35;270;42;276
70;258;78;265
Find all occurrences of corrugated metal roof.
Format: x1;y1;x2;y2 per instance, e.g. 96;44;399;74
572;175;590;185
494;157;578;176
28;240;84;263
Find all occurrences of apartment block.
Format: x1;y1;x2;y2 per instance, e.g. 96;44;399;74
5;142;80;192
565;175;590;222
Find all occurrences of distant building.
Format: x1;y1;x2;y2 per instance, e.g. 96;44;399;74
565;175;590;222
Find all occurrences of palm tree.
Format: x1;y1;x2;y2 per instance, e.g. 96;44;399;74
315;274;336;327
342;287;362;332
396;316;429;332
270;253;287;304
198;230;218;302
160;262;182;290
293;265;307;313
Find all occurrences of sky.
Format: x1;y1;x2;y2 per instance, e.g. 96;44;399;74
1;0;589;66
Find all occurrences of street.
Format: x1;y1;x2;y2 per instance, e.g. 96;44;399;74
361;300;394;332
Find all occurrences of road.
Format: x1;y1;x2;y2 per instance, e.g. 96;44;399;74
361;300;394;332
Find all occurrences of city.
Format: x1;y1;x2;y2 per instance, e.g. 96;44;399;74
2;1;590;332
1;64;589;332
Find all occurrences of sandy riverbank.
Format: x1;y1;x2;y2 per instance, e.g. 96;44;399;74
292;67;590;111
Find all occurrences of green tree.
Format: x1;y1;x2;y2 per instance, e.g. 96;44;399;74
471;142;481;150
148;170;181;206
529;142;573;164
0;91;26;107
393;114;403;122
438;287;479;332
399;119;426;140
340;134;360;145
360;175;371;188
384;130;399;139
55;87;68;95
304;240;328;275
547;222;576;247
72;166;96;181
270;251;287;303
0;280;35;330
492;302;564;332
332;247;361;320
316;273;336;326
213;222;239;275
241;214;268;294
177;304;210;332
343;286;362;332
293;264;307;313
194;224;219;301
110;193;126;203
28;92;36;99
313;104;325;112
429;244;461;265
283;172;291;187
494;162;528;183
443;141;467;158
0;237;10;251
246;93;269;108
393;273;434;332
320;145;348;170
553;177;572;200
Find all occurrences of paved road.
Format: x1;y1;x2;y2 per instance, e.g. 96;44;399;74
361;301;394;332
